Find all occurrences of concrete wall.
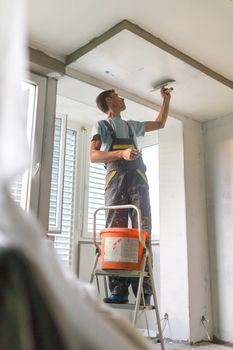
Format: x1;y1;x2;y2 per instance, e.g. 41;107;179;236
159;117;211;343
159;119;190;341
183;119;212;342
204;114;233;343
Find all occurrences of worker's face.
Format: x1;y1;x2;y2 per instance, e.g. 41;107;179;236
108;92;126;111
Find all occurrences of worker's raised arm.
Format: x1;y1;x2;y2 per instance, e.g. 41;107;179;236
90;136;139;163
145;87;171;132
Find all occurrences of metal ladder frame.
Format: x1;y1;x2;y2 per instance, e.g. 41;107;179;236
90;204;165;350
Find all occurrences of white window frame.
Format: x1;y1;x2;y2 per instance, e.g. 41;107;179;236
10;81;37;210
74;126;91;242
10;73;47;216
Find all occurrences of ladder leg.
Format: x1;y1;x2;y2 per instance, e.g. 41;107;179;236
103;276;108;297
132;253;147;326
148;253;165;350
96;275;101;294
90;251;100;283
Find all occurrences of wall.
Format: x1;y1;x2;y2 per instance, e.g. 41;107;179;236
183;118;212;342
204;114;233;343
159;117;211;343
159;118;190;341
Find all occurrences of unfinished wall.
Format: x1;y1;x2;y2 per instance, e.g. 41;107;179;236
159;119;190;341
204;114;233;343
183;118;212;342
159;117;211;343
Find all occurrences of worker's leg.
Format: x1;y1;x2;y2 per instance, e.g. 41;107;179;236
128;169;153;301
104;170;131;300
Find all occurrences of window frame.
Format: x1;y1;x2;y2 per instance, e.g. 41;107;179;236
27;73;47;217
10;73;47;216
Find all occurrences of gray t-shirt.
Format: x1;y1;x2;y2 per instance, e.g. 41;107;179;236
91;116;146;151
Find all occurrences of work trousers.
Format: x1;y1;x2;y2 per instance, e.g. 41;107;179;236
105;167;152;297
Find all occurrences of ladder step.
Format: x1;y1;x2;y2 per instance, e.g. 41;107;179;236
95;269;150;278
106;303;156;310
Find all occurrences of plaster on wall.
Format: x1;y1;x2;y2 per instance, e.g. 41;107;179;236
183;119;212;342
159;119;190;341
204;114;233;343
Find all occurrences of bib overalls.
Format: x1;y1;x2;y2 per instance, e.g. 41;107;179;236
103;120;152;298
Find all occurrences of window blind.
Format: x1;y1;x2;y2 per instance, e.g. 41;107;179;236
48;117;77;268
87;162;106;236
10;179;23;205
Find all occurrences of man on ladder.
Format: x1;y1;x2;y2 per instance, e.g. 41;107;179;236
90;87;171;305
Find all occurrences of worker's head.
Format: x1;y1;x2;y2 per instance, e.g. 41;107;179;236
96;89;126;114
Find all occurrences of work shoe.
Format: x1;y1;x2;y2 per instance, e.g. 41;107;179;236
103;294;129;304
140;294;151;305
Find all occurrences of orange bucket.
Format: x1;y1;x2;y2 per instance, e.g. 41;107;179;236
100;227;148;270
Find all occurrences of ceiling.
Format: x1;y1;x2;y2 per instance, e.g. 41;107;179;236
57;77;174;125
28;0;233;122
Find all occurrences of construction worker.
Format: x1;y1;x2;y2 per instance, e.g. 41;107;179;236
90;87;171;304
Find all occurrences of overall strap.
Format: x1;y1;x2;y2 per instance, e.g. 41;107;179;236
102;120;116;140
126;122;134;141
102;120;136;146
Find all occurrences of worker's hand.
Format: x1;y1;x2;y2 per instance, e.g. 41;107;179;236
122;148;141;161
161;87;172;102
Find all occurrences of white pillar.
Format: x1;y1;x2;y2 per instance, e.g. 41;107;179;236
159;117;211;342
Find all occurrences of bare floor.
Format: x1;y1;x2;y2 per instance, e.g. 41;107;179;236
153;343;233;350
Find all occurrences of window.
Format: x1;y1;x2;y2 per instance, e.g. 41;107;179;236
10;75;46;214
10;81;36;208
48;115;77;268
87;162;106;237
142;144;160;240
48;116;66;233
84;134;159;241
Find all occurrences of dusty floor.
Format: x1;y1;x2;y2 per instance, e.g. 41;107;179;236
153;343;233;350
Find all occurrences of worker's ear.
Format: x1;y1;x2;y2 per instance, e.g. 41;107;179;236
105;96;112;104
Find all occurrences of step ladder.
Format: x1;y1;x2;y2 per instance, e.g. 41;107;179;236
90;204;165;350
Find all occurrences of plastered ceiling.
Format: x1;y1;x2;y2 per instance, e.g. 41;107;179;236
67;28;233;122
28;0;233;122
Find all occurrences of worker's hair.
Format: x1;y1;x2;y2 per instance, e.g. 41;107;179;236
96;89;115;113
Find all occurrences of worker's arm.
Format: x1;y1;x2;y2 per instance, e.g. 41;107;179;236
90;136;139;163
145;87;171;132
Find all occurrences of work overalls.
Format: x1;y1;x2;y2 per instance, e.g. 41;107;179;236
103;120;152;297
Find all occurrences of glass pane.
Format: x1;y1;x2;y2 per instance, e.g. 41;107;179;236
142;144;160;239
48;123;77;269
87;163;105;237
48;118;62;228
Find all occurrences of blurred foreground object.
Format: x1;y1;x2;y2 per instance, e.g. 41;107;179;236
0;1;152;349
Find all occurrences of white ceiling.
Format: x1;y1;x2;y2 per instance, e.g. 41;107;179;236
68;29;233;121
28;0;233;122
57;76;167;125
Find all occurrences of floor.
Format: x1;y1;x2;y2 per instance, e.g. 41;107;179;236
153;343;233;350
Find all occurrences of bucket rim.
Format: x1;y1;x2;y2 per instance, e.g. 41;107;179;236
100;227;148;236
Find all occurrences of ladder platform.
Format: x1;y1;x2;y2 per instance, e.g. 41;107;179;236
106;303;156;311
94;269;150;278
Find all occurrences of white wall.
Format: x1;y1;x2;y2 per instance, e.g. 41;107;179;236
204;114;233;343
183;118;212;342
159;117;211;343
159;119;190;341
